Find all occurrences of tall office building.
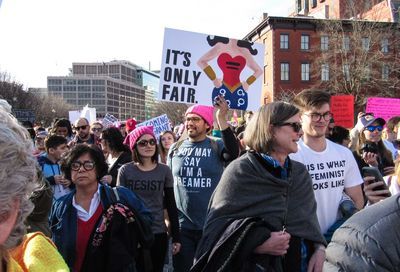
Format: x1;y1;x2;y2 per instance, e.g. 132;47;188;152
47;60;147;121
137;69;160;120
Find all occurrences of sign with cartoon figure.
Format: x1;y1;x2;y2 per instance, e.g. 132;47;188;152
159;28;264;111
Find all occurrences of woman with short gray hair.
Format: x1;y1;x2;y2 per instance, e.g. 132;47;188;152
0;105;68;271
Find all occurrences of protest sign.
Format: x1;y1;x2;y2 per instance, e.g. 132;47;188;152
330;95;354;128
69;105;96;124
159;28;264;111
12;109;35;124
136;114;171;140
102;113;119;128
366;97;400;121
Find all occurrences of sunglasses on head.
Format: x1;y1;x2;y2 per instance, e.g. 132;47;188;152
137;139;157;147
76;125;88;130
274;122;302;133
365;125;383;132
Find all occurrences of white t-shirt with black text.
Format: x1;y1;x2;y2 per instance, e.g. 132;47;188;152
290;139;363;234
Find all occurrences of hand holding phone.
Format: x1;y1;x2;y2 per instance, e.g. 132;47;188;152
362;167;391;198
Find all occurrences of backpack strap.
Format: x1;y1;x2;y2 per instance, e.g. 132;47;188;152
168;139;186;161
112;187;120;202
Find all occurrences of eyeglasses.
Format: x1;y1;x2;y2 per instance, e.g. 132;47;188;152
185;117;203;123
365;125;383;132
76;125;88;130
303;112;332;122
71;161;95;171
274;122;302;133
91;127;102;132
137;139;157;147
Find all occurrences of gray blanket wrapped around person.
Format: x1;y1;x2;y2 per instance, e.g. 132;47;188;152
194;151;326;271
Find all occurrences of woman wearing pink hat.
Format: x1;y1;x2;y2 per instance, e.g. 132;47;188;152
117;126;181;272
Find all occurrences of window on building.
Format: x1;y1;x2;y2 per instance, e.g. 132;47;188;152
280;34;289;49
78;93;91;99
311;0;317;8
297;0;302;13
109;65;120;74
363;65;371;80
64;93;76;99
73;65;85;75
64;79;76;85
48;79;62;85
382;64;390;80
321;64;329;81
264;65;268;84
301;35;310;50
321;35;329;51
343;64;350;81
343;36;350;51
301;63;310;81
381;38;389;53
281;63;290;81
63;86;76;92
361;37;370;51
85;65;97;75
77;80;91;85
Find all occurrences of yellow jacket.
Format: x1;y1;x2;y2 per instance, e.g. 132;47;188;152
7;232;69;272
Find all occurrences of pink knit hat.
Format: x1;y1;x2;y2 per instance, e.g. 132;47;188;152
185;105;214;127
123;126;155;150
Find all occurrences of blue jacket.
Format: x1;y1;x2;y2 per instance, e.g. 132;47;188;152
49;184;153;271
37;154;60;185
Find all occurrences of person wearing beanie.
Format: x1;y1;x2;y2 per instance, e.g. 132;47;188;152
125;118;137;134
117;126;181;272
168;95;239;272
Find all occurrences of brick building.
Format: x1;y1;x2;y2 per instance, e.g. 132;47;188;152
244;1;400;105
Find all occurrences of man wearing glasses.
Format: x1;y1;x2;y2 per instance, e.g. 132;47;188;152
168;96;239;272
290;89;364;242
70;118;96;146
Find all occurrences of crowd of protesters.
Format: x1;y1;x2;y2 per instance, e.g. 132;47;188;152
0;88;399;272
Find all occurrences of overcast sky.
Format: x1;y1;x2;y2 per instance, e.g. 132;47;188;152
0;0;292;88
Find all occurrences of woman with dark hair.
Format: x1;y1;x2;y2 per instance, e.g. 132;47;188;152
158;130;176;164
52;118;73;142
49;144;152;272
99;127;132;187
192;102;326;272
353;114;394;176
329;126;350;147
197;35;262;110
117;126;181;272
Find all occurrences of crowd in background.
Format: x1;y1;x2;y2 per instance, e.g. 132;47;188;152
0;90;399;272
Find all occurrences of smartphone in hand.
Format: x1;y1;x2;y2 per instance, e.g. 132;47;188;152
361;167;391;197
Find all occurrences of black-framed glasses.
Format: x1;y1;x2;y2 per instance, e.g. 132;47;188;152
185;117;203;123
303;112;332;122
274;122;302;133
71;161;95;171
137;139;157;147
365;125;383;132
76;125;88;130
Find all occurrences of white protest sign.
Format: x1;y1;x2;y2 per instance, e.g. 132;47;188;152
159;28;264;111
136;114;171;140
69;105;96;124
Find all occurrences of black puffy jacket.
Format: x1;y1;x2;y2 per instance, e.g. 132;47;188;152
324;195;400;272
